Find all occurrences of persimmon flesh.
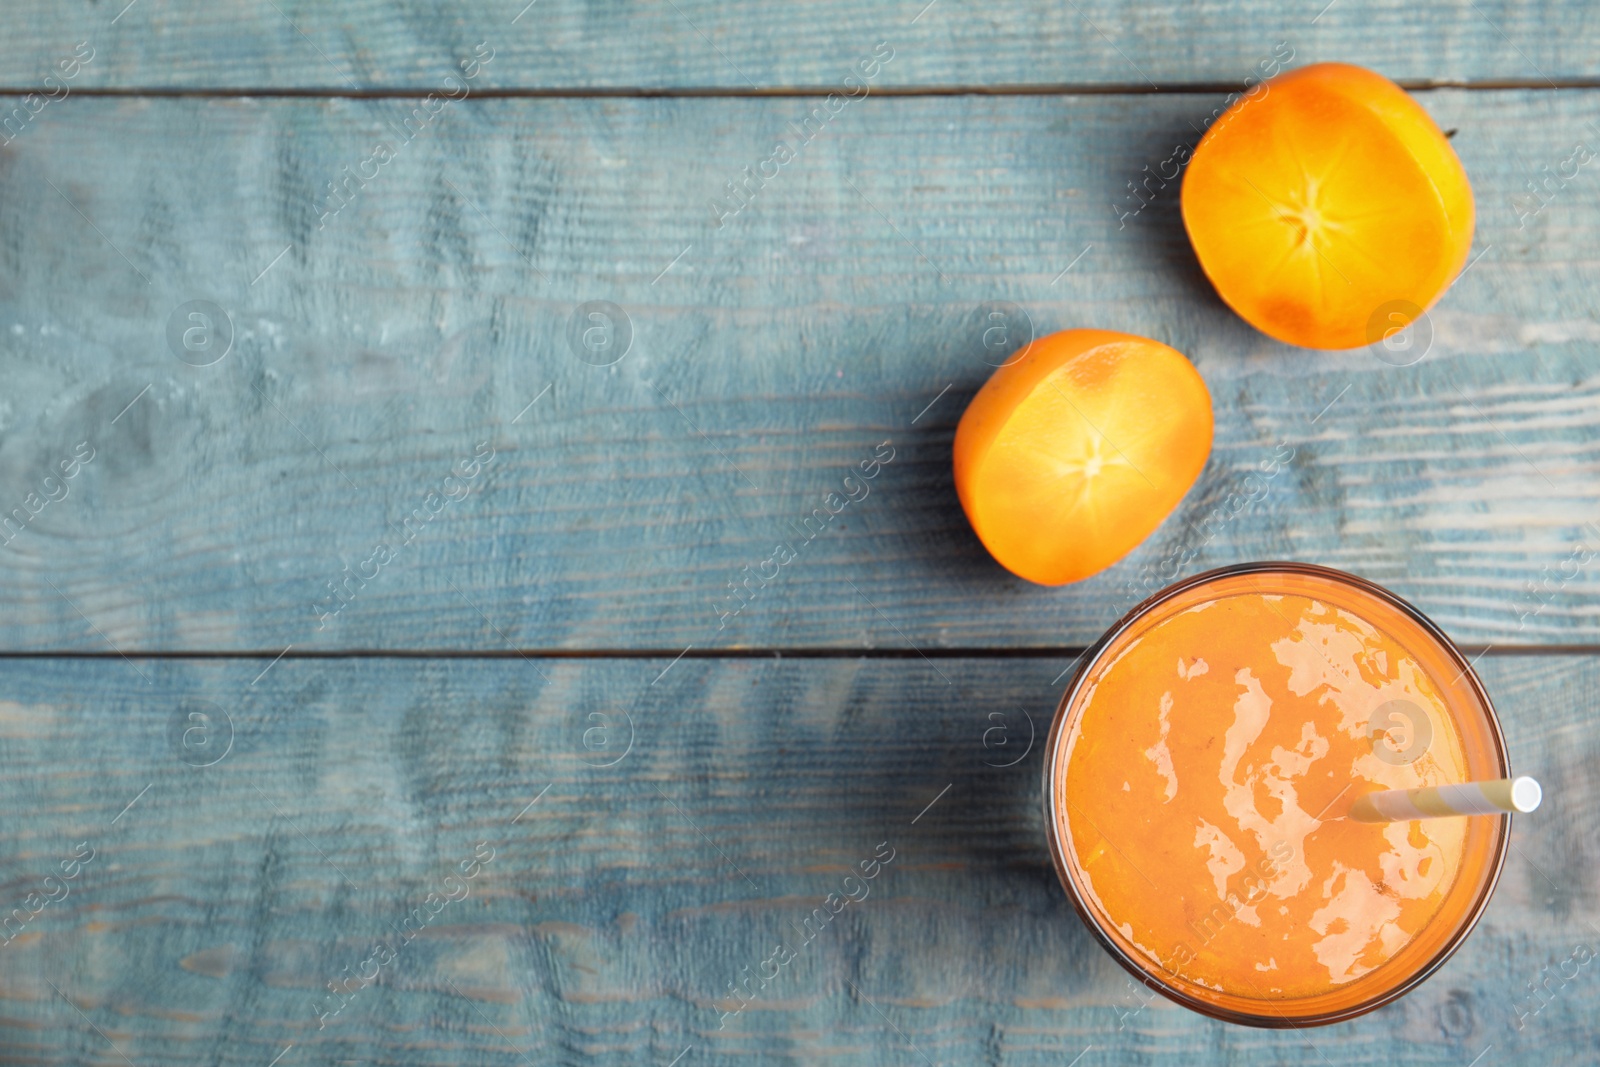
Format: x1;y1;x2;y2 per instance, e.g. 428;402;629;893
953;329;1213;586
1181;62;1474;350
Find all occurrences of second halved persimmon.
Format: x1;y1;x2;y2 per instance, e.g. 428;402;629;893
953;329;1213;586
1181;62;1474;350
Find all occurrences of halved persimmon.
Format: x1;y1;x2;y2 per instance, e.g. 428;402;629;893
1181;62;1474;350
953;329;1213;586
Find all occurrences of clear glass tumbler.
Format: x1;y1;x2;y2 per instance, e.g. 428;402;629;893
1042;562;1510;1026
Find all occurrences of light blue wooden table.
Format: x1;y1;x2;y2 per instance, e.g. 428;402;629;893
0;2;1596;1064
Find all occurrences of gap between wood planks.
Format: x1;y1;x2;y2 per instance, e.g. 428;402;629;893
3;77;1598;98
0;645;1587;659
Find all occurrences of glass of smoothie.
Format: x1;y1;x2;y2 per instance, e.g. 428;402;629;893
1043;562;1511;1026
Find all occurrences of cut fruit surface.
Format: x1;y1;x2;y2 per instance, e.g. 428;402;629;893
953;329;1213;586
1181;62;1474;351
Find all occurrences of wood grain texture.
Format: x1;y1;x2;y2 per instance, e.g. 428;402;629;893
0;654;1591;1066
2;0;1598;90
2;91;1597;651
3;6;1594;1066
9;87;1600;652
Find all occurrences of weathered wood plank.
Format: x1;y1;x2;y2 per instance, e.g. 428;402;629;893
1;91;1597;651
0;655;1590;1065
3;1;1598;90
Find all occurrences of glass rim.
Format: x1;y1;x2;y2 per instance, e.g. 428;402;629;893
1040;561;1512;1028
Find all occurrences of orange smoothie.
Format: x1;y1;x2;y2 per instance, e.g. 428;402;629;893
1045;565;1509;1025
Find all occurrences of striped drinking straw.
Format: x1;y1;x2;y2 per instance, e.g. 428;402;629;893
1348;776;1542;823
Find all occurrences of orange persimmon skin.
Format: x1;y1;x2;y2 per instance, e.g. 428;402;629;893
953;329;1213;586
1181;62;1475;350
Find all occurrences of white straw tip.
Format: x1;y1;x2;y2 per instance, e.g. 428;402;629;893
1510;775;1542;813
